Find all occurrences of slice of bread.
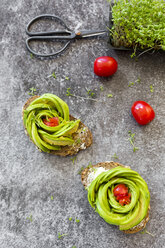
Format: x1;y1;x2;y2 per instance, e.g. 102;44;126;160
22;95;92;156
81;161;150;234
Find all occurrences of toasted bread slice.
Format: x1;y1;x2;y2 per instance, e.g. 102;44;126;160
81;161;150;234
22;95;92;156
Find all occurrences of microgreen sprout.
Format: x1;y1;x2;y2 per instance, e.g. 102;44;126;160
107;94;113;98
65;76;69;80
75;218;80;223
51;195;54;200
128;131;139;152
130;50;137;59
109;0;165;56
30;53;34;59
128;82;135;87
136;78;141;83
86;89;95;98
111;153;119;159
26;214;33;222
69;217;72;221
58;233;68;239
150;85;154;93
66;88;73;96
28;87;37;96
70;156;77;165
77;167;84;175
72;246;76;248
87;162;92;168
66;88;98;102
51;72;56;79
140;228;155;237
48;72;56;79
128;78;141;87
100;85;104;91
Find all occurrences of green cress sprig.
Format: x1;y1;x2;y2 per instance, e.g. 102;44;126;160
141;228;155;237
58;233;68;239
26;214;33;222
108;0;165;56
66;88;98;102
28;87;37;96
128;131;139;152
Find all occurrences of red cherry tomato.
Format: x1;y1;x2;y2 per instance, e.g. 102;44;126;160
113;184;131;206
119;195;131;206
94;56;118;77
43;117;59;127
113;184;128;198
131;101;155;125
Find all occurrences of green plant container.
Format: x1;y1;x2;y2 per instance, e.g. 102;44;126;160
108;2;164;54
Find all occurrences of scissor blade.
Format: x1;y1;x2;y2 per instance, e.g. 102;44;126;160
27;30;72;37
77;30;107;38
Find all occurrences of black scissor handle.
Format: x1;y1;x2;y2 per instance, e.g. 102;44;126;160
26;37;72;57
26;14;72;36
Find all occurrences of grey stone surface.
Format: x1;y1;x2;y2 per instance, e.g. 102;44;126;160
0;0;165;247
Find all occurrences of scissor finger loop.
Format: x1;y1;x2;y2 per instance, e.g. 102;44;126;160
26;14;72;36
26;38;72;57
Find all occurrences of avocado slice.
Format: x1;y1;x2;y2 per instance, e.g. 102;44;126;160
119;188;150;230
51;120;80;137
39;132;74;146
30;93;70;121
31;121;50;153
62;120;80;136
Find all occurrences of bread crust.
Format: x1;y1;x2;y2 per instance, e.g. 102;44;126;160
81;161;150;234
23;95;92;156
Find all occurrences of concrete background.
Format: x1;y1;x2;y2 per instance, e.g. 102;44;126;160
0;0;165;247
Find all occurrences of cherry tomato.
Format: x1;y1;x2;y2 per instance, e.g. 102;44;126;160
43;117;59;127
119;195;131;206
113;184;128;198
131;101;155;125
94;56;118;77
113;184;131;206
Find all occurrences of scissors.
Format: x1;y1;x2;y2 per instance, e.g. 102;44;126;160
26;14;107;57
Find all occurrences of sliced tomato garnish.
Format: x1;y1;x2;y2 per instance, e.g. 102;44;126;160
113;184;128;197
113;184;131;206
119;195;131;206
43;117;59;127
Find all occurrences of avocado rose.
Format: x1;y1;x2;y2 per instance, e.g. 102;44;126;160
82;163;150;232
23;93;88;154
